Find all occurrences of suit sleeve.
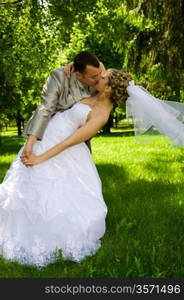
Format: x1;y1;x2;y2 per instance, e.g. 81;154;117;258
23;69;65;140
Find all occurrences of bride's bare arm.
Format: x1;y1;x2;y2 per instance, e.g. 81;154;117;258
26;115;107;166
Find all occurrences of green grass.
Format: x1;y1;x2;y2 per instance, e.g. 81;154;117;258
0;129;184;278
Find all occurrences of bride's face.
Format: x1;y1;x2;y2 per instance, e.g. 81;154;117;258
94;70;110;93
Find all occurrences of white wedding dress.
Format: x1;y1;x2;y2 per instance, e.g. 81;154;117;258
0;103;107;267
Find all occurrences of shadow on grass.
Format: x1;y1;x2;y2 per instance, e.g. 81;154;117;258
96;162;184;276
0;162;13;182
0;136;24;155
96;162;184;210
97;132;134;137
97;127;162;138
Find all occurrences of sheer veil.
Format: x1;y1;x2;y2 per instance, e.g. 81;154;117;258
126;81;184;147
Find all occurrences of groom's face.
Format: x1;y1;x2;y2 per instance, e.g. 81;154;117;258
77;65;102;87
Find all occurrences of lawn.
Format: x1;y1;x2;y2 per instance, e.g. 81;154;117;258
0;129;184;278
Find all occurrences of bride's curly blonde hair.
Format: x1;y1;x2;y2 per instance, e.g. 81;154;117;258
108;69;132;103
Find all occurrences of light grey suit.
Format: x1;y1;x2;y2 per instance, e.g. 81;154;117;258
24;67;94;140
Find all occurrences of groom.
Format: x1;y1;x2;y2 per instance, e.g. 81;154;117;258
21;51;105;164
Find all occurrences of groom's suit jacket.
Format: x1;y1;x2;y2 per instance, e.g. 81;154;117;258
24;67;94;140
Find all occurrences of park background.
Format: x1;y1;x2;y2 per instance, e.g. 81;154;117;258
0;0;184;278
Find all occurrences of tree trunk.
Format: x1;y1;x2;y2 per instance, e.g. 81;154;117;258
16;110;22;136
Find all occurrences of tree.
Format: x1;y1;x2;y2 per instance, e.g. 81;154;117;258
0;0;61;135
124;0;184;101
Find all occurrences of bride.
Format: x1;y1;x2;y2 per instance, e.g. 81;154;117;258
0;69;131;267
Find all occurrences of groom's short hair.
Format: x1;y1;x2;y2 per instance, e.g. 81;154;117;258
74;51;100;74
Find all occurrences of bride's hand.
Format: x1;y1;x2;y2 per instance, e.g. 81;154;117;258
23;153;42;167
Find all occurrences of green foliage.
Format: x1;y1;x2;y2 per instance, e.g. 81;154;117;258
124;0;184;100
1;0;184;135
53;0;133;69
53;0;184;101
0;0;61;133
